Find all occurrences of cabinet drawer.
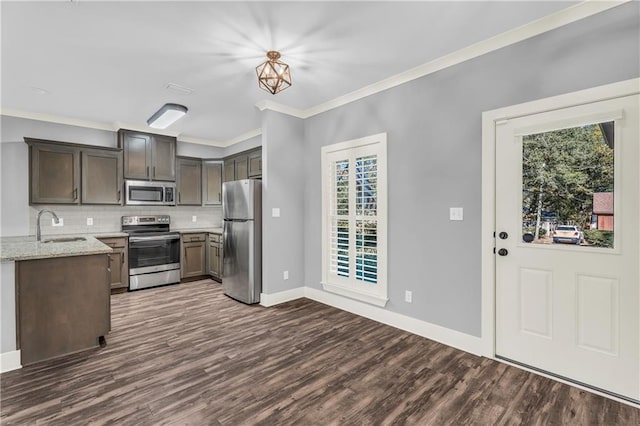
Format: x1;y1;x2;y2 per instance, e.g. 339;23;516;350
98;237;127;248
183;233;206;242
208;233;221;243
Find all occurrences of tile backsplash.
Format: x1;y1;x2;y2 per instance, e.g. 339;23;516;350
30;205;222;236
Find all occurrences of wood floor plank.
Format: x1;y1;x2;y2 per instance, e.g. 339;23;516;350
1;279;638;425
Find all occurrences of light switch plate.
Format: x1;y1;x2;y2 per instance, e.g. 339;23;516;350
283;270;289;280
52;218;64;227
405;290;412;303
272;208;280;218
449;207;464;221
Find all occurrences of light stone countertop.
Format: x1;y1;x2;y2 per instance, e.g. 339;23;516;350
174;228;223;235
1;234;113;262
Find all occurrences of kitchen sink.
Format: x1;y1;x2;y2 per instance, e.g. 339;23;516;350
43;237;87;243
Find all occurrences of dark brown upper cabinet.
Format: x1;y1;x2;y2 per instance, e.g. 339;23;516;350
26;138;123;206
223;148;261;183
176;157;202;206
202;160;223;206
248;150;262;178
118;129;176;182
81;148;123;205
28;142;81;204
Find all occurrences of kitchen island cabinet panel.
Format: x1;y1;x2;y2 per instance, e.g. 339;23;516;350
16;253;110;366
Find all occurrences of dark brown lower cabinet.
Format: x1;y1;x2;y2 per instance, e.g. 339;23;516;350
98;237;128;291
181;233;206;279
16;254;110;366
207;233;223;282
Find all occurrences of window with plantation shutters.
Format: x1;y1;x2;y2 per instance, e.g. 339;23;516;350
322;133;388;307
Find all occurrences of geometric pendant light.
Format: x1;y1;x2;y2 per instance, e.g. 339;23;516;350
256;51;292;95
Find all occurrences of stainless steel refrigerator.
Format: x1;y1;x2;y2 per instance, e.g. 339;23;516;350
222;179;262;304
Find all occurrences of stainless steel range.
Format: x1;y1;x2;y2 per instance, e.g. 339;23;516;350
122;215;181;290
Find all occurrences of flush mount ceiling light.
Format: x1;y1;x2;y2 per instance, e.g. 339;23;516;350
147;103;188;129
256;51;292;95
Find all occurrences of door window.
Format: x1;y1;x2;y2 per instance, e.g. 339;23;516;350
521;122;614;248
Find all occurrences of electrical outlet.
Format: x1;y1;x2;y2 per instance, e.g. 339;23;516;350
52;218;64;227
283;271;289;280
87;217;93;226
272;208;280;218
192;215;197;222
405;290;412;303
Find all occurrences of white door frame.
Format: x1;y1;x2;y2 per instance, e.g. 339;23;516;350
480;78;640;400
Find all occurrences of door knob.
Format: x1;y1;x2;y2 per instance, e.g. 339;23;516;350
498;248;508;256
499;232;508;240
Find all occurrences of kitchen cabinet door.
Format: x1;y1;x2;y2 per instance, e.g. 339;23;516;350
152;135;176;181
119;130;176;181
177;157;202;205
182;234;206;278
248;151;262;178
121;131;151;180
203;161;223;205
98;237;128;290
29;142;80;204
223;160;235;182
81;149;123;205
207;233;223;280
235;155;249;180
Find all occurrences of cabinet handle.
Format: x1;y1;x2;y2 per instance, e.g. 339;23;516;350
121;253;125;265
218;192;221;202
117;190;121;202
178;192;181;203
184;248;187;259
147;166;150;177
153;166;156;178
73;188;78;200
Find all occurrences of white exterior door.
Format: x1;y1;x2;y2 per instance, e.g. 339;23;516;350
495;94;639;401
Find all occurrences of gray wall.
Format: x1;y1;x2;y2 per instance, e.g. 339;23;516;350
261;111;305;294
0;116;226;237
223;134;262;158
300;3;639;337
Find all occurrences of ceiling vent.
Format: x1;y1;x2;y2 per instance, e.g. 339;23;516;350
165;83;194;95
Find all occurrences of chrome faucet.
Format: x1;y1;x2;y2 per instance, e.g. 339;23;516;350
36;209;60;241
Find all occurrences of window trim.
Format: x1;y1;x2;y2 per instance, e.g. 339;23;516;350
321;132;388;307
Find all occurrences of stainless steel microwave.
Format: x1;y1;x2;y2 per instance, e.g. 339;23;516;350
125;180;176;206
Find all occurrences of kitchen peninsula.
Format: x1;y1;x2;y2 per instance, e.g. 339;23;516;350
1;235;112;366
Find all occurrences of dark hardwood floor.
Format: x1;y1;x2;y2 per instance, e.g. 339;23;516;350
1;279;638;425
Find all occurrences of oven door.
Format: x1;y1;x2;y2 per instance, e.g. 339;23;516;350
128;234;180;275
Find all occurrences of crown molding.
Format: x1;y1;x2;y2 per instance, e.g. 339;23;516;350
1;108;116;132
256;0;629;119
2;1;627;147
255;100;306;119
220;128;262;147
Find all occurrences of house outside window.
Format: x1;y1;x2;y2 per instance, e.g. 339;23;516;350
321;133;388;307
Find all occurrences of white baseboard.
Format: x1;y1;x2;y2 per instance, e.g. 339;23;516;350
260;287;305;307
260;286;483;356
0;350;21;373
304;287;483;356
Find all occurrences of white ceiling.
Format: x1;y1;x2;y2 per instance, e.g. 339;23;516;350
1;1;576;145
